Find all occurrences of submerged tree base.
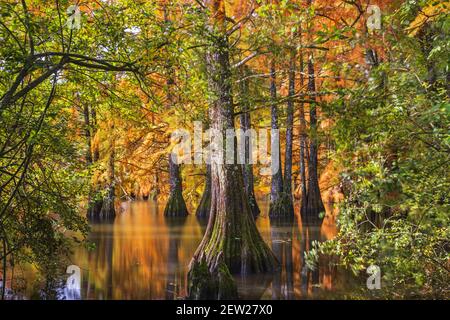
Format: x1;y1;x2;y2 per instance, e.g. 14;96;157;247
269;193;294;219
87;199;103;219
193;165;278;274
164;189;189;217
87;187;116;221
187;253;238;300
100;195;116;219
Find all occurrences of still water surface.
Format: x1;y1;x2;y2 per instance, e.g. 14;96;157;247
59;200;354;300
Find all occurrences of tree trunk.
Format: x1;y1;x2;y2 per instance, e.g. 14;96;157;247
164;155;189;217
83;104;95;218
239;67;260;218
190;0;277;276
99;121;116;220
163;7;189;217
196;164;212;219
86;106;103;219
304;56;325;218
91;107;100;162
298;29;308;216
268;62;292;219
282;49;295;215
83;105;92;164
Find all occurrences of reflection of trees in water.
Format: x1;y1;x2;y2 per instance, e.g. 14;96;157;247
270;217;295;300
85;220;114;299
60;200;340;300
299;217;320;297
71;201;203;299
298;214;337;298
164;217;187;300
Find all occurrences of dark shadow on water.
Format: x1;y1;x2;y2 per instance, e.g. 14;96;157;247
269;217;295;300
86;219;114;299
299;213;324;298
164;216;188;300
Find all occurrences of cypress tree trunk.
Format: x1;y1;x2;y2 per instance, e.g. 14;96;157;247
163;7;189;217
282;49;295;216
298;29;308;216
83;104;96;218
190;0;277;276
99;121;116;220
83;105;92;164
304;56;325;218
239;67;260;218
86;106;104;219
91;108;100;162
150;172;160;201
164;155;189;217
303;0;324;219
268;62;291;219
196;164;211;219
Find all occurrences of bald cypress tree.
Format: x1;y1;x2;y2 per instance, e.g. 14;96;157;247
163;7;188;218
189;0;277;275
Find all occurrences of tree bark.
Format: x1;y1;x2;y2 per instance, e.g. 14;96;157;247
268;61;292;219
282;49;295;215
190;0;277;275
303;0;324;219
163;8;189;217
164;155;189;217
91;108;100;162
83;105;92;164
86;105;103;219
304;56;325;218
99;121;116;220
298;29;308;216
239;67;260;218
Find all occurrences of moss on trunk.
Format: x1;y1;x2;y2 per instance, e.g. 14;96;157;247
164;156;188;217
187;253;238;300
193;165;278;274
191;0;278;278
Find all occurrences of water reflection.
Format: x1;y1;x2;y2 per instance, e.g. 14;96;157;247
270;217;295;299
298;215;322;297
55;200;346;299
164;216;187;299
